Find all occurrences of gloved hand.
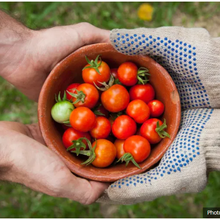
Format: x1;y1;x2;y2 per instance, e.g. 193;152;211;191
97;27;220;205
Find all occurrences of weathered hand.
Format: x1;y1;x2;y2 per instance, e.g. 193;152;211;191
0;121;108;204
1;17;109;101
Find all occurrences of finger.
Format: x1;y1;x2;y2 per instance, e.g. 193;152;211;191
61;173;109;204
74;22;110;45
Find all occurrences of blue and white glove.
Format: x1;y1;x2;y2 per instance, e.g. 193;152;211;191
98;27;220;204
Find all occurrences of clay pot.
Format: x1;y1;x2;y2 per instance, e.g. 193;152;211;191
38;43;181;182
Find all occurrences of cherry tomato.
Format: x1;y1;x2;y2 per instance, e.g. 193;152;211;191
114;139;125;159
112;115;137;139
91;139;116;168
124;135;151;163
62;128;91;151
82;56;110;86
101;84;130;112
129;84;155;104
126;99;150;123
117;62;138;86
90;117;111;139
69;107;96;132
70;83;99;109
140;118;163;144
148;100;165;117
66;83;80;101
51;101;74;123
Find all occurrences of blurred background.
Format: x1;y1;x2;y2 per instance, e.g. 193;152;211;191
0;2;220;218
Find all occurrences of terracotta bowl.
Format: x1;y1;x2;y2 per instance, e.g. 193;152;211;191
38;43;181;182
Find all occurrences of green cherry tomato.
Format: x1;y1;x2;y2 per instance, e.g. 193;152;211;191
51;101;74;123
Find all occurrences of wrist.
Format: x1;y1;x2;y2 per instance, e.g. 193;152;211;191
0;10;34;78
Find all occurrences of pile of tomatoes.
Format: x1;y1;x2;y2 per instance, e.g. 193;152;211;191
51;55;170;169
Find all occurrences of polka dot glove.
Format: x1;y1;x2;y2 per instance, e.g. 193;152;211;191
97;27;220;205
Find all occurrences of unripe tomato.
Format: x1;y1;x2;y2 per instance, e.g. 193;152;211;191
69;107;96;132
101;84;130;112
148;100;165;117
112;115;137;139
51;101;74;123
126;99;150;123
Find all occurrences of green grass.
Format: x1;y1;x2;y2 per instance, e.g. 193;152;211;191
0;2;220;218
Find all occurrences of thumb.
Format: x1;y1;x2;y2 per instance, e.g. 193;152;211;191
74;22;110;45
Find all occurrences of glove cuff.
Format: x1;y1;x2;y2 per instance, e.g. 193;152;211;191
200;109;220;172
205;146;220;172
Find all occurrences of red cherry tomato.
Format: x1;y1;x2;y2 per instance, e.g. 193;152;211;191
112;115;137;139
69;107;96;132
140;118;163;144
101;84;130;112
62;128;91;151
70;83;99;109
124;135;151;163
117;62;138;86
114;139;125;160
66;83;80;101
82;58;110;86
90;116;111;139
148;100;165;117
91;139;116;168
129;84;155;104
126;99;150;123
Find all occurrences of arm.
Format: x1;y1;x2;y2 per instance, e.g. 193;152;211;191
0;9;110;101
0;10;110;204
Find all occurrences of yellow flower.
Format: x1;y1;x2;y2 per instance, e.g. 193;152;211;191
138;3;154;21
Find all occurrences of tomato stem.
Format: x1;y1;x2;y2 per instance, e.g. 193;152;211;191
55;91;68;103
67;137;87;156
93;74;115;91
83;55;102;75
117;153;141;169
155;119;171;139
67;89;86;104
69;137;97;166
137;67;150;85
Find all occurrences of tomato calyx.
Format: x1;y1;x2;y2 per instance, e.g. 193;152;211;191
67;89;86;104
70;138;97;166
83;55;102;75
117;153;141;169
137;67;150;85
155;119;171;139
55;91;68;103
67;137;87;156
93;74;115;91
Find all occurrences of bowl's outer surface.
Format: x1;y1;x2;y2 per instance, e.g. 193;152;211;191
38;43;181;182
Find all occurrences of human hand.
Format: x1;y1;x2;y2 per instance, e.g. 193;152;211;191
0;16;109;101
97;27;220;204
0;121;108;204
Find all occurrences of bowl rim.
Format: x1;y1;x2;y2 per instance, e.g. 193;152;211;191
38;42;181;182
